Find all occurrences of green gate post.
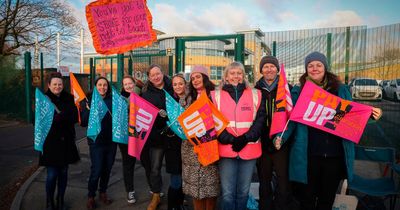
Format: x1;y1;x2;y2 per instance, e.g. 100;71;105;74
345;27;350;84
272;41;277;57
117;53;124;90
175;39;184;73
40;52;44;90
110;57;113;83
24;52;32;123
168;55;173;76
167;48;173;76
326;33;332;71
234;34;245;64
89;58;94;90
128;56;133;76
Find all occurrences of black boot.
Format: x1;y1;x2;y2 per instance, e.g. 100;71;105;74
46;196;55;210
167;187;178;210
56;195;64;210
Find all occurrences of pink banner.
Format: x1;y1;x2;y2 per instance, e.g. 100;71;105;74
289;81;372;144
128;92;159;159
269;64;293;137
86;0;157;55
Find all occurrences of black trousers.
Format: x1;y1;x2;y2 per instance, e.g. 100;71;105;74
148;147;165;193
256;146;291;210
298;156;346;210
118;143;137;192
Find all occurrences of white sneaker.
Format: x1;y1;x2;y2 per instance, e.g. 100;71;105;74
127;191;137;204
149;190;165;198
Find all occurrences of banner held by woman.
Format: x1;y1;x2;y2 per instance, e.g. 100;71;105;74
289;81;372;143
34;89;56;152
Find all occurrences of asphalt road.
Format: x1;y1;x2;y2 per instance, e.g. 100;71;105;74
354;98;400;153
0;123;87;189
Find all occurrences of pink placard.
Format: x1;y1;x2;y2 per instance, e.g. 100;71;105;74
289;81;372;144
86;0;157;54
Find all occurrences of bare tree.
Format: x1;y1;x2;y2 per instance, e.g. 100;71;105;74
374;48;400;79
0;0;81;56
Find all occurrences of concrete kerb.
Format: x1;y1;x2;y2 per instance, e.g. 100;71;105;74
0;120;21;128
10;137;87;210
10;166;44;210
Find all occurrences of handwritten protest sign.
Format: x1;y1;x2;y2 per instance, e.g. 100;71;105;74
289;81;372;143
86;0;157;55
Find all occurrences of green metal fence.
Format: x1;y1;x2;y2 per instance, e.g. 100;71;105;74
265;23;400;151
3;23;399;152
175;34;245;84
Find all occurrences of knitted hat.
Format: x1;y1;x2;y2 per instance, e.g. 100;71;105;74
190;65;209;78
259;56;280;73
304;51;328;72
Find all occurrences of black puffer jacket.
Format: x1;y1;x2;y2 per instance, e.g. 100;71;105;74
80;92;113;145
140;76;174;148
39;90;80;166
254;77;292;152
217;83;266;143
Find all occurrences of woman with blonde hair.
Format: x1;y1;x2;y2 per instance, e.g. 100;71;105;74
119;75;138;204
211;62;265;210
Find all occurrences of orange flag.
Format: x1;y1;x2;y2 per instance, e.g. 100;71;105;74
70;72;87;124
70;72;86;105
178;92;228;166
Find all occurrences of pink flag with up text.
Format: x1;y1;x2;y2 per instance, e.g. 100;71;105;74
289;81;372;144
128;92;159;159
269;64;293;138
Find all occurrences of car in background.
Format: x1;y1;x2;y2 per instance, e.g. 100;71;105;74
380;80;391;98
349;78;382;101
384;79;400;101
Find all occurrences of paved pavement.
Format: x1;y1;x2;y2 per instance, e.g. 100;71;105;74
3;119;398;210
12;138;191;210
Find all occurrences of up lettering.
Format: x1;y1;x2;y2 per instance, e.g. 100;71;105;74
303;101;336;125
136;108;152;132
212;114;223;132
183;111;206;137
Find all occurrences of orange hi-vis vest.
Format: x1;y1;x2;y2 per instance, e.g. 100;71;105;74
211;88;262;160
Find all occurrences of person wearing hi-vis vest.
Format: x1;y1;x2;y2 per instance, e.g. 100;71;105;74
211;62;266;210
274;51;382;210
254;56;293;210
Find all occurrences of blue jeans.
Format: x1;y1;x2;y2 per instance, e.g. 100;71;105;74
170;174;182;189
46;166;68;199
87;143;117;197
219;157;256;210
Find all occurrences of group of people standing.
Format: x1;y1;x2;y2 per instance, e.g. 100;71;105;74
38;51;381;210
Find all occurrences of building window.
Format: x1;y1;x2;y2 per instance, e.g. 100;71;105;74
210;66;223;80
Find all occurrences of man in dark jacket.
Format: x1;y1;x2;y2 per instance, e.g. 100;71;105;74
140;64;176;210
254;56;291;210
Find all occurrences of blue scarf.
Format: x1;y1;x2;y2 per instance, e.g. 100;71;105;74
260;77;279;92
